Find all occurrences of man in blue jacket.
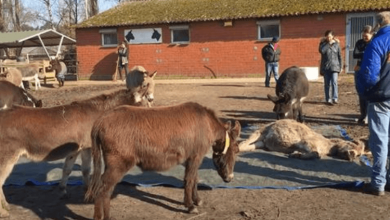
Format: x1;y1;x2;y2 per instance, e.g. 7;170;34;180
356;11;390;196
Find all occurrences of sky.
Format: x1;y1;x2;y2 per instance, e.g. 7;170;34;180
21;0;117;24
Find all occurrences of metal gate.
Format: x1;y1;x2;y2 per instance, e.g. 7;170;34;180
345;13;376;73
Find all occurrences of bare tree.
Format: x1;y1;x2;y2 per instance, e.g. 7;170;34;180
41;0;55;29
0;0;4;32
85;0;98;19
13;0;20;31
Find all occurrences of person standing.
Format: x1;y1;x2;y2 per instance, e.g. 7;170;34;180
353;25;374;124
117;41;129;81
319;30;343;105
356;11;390;196
262;36;281;87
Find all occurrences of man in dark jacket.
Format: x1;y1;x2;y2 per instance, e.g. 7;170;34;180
262;36;281;87
356;11;390;196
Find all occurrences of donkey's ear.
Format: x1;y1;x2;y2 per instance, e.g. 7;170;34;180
267;94;279;103
224;121;232;130
150;71;157;78
231;120;241;139
284;93;292;103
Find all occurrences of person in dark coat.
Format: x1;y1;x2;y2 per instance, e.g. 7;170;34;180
353;25;374;124
117;41;129;81
262;36;281;87
319;30;343;105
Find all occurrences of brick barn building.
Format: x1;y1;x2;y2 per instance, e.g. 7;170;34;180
75;0;389;80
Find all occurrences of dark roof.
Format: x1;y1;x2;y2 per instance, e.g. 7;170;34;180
76;0;390;28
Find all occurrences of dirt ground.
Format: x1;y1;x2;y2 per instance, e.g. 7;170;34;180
4;74;390;220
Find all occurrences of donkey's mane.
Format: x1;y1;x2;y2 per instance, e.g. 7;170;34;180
127;66;146;89
23;90;39;103
70;89;131;110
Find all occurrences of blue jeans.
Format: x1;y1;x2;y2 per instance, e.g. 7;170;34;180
323;72;338;102
265;62;279;87
367;101;390;191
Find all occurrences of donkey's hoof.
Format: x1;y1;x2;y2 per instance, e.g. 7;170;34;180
188;206;199;214
1;200;9;211
194;199;203;206
0;207;10;218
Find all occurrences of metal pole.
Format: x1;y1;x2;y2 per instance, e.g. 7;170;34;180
56;36;64;57
38;34;51;59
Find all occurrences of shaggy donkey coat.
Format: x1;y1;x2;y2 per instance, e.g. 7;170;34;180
0;80;42;109
0;87;150;218
85;102;241;220
267;66;309;122
239;119;365;160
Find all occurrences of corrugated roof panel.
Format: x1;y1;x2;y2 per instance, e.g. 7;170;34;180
0;30;43;44
0;29;76;48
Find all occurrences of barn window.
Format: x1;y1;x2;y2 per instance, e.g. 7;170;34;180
257;20;280;41
169;25;190;44
99;28;118;47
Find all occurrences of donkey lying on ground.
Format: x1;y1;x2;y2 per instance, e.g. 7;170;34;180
0;85;152;218
126;65;157;106
267;66;309;122
0;80;42;109
85;102;241;219
239;119;365;161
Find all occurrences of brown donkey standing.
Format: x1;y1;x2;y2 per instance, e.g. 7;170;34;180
85;102;241;219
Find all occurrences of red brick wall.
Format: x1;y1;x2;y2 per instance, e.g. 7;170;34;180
76;13;346;79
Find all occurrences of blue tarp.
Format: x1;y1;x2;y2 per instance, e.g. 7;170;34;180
4;124;371;190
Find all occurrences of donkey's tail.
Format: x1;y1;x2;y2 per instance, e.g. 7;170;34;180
84;123;104;202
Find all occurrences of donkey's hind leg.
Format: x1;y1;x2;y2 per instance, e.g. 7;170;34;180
289;142;320;159
94;155;134;220
0;154;20;217
59;152;80;197
80;148;92;190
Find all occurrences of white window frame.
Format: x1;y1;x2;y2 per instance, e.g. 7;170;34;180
256;20;281;41
99;28;118;47
169;25;190;44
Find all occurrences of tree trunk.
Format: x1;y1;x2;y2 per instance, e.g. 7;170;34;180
43;0;55;29
14;0;20;31
0;0;5;32
89;0;98;17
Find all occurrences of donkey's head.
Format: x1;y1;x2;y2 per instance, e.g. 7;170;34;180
329;138;366;161
22;89;43;108
267;93;295;120
126;66;157;105
212;120;241;183
49;58;61;69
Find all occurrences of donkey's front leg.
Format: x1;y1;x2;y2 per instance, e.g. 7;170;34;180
0;154;20;218
184;160;201;214
191;173;202;206
59;152;80;197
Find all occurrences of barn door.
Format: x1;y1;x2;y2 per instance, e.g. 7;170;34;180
345;13;376;73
